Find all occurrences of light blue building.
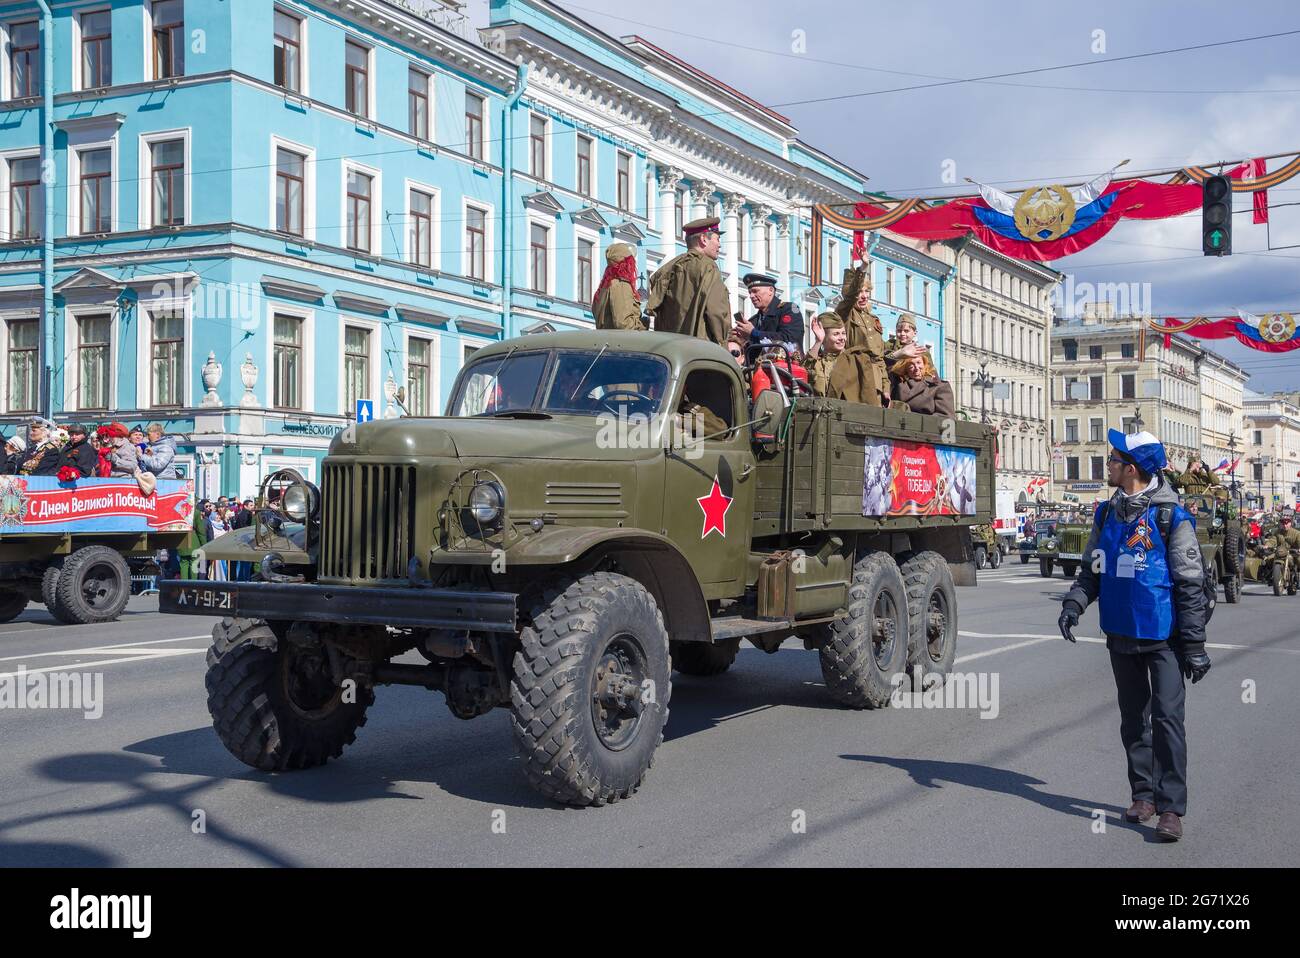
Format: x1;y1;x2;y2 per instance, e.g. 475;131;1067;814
0;0;950;498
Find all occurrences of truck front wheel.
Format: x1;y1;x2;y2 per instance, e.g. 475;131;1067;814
671;637;740;676
510;572;671;806
1039;558;1054;578
0;590;27;623
1223;571;1242;603
817;552;908;709
901;552;957;689
205;618;373;771
53;546;130;625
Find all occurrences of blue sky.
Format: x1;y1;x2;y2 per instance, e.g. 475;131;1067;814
471;0;1300;393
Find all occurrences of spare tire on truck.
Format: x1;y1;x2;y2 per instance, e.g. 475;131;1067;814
54;545;131;625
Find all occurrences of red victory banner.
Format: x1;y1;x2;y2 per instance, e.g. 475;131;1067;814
0;478;195;533
863;439;978;517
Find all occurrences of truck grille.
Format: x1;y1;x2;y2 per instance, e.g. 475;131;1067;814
320;463;418;581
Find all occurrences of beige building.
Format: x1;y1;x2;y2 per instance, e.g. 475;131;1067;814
1243;391;1300;509
944;239;1061;501
1050;304;1203;498
1198;350;1251;476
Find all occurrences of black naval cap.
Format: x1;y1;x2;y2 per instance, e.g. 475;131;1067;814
742;272;778;289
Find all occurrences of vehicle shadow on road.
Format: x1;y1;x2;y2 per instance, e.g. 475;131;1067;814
0;838;115;867
840;753;1154;837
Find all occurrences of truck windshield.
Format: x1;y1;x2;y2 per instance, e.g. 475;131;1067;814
449;349;670;418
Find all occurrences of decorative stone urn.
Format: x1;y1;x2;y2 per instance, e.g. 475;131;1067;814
384;372;399;418
239;353;259;408
201;352;222;407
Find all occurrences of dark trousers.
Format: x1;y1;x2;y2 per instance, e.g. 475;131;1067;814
1108;646;1188;815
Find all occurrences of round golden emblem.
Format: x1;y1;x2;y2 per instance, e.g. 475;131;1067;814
1013;185;1077;242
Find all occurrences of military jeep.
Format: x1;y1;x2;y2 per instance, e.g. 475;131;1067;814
970;523;1001;570
1183;494;1245;603
1037;515;1089;579
162;331;994;806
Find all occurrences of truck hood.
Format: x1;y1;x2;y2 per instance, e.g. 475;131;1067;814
349;416;656;461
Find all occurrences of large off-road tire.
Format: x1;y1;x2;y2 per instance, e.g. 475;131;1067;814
510;572;671;807
671;636;740;676
1273;562;1284;596
973;546;987;570
40;562;71;623
205;617;373;771
0;590;27;623
989;546;1002;569
53;545;130;625
1020;553;1030;565
1039;558;1054;578
901;551;957;690
1223;525;1244;575
1223;571;1242;604
817;551;909;709
1060;560;1079;580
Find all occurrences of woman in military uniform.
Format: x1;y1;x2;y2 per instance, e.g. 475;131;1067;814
593;243;646;331
808;265;888;406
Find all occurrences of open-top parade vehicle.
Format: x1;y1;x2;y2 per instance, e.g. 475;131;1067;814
163;330;995;806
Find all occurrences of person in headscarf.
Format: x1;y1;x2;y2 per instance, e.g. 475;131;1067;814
105;422;140;478
3;434;26;474
593;243;645;331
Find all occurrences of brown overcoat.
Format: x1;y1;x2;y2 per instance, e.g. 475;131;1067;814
892;376;955;417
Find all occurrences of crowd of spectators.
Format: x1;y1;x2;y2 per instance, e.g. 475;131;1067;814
2;418;180;483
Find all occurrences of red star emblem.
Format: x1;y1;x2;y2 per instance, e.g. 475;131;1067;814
697;476;733;539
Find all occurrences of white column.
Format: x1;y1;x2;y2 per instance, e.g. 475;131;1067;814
656;166;683;258
690;181;715;224
775;213;792;300
722;193;745;294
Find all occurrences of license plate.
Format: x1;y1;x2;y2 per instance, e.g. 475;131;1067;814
169;584;237;612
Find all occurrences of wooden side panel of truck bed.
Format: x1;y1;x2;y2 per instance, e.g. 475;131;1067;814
752;398;996;537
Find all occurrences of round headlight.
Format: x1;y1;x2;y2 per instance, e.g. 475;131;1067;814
1045;538;1058;550
469;481;504;525
282;482;315;521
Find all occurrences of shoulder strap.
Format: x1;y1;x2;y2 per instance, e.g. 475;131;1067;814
1094;502;1110;529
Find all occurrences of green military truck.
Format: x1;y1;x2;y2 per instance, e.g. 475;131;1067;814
162;331;995;806
970;523;1001;570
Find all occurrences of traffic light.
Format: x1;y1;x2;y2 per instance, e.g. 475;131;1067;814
1202;173;1232;256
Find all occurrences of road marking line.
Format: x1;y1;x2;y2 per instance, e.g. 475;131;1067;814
0;648;205;678
955;637;1056;662
0;634;210;664
958;630;1300;654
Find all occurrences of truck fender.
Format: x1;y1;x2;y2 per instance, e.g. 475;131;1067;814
209;617;280;660
512;527;712;644
202;525;310;565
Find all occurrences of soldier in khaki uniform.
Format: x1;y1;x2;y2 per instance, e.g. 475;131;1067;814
806;312;848;398
1269;512;1300;559
1177;457;1220;496
592;242;645;331
808;265;889;406
646;217;730;346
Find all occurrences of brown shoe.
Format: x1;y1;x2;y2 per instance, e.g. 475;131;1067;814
1125;800;1156;823
1155;812;1183;841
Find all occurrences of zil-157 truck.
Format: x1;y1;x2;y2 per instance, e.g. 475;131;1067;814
162;331;995;806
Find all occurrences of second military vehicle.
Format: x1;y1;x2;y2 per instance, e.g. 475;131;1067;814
163;331;995;806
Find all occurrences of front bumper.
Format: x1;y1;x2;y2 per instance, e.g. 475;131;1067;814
159;580;517;632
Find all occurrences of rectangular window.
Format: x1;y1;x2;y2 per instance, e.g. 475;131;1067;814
1062;339;1077;361
616;151;631;210
576;135;592;196
764;222;773;269
344;325;370;412
923;282;931;316
529;222;549;294
150;139;185;226
674;189;683;237
577;238;594;303
529;114;546;179
81;10;112;89
275;147;305;236
407;336;431;416
1064;419;1078;443
152;0;184;80
1090;456;1105;481
150;311;183;406
885;268;894;305
77;314;111;410
408;188;432;268
345;169;372;253
1121;373;1136;399
1089;375;1103;400
737;214;747;263
1121;342;1135;358
409;68;430;140
1088;344;1103;360
7;319;38;412
345;40;369;117
8;156;41;240
465;92;484;160
273;9;302;92
10;20;40;98
1089;418;1103;443
272;313;302;410
465;205;486;280
1066;457;1080;481
79;148;112;235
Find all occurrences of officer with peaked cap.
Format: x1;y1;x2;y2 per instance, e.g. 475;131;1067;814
735;271;803;350
593;242;646;331
645;217;730;346
1059;429;1211;843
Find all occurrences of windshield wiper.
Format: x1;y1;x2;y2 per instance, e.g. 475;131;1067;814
481;346;519;412
568;345;608;401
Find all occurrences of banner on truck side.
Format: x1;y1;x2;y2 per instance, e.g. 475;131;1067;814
862;439;977;517
0;477;194;533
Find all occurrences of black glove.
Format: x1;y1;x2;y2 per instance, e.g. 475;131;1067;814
1178;646;1212;684
1058;600;1082;643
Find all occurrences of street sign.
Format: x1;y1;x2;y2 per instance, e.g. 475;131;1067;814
355;399;374;423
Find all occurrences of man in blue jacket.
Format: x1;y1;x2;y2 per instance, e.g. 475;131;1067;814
1058;429;1211;842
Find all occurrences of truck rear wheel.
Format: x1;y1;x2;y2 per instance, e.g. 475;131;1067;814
973;546;987;570
1039;558;1054;578
671;637;740;676
817;552;908;709
53;546;130;625
1020;553;1029;565
205;618;373;771
0;590;27;623
40;562;71;623
901;552;957;690
989;546;1002;569
510;572;671;807
1223;571;1242;603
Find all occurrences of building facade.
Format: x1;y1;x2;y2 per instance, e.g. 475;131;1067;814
0;0;954;500
1197;349;1250;475
1243;391;1300;510
1049;304;1203;499
945;239;1059;501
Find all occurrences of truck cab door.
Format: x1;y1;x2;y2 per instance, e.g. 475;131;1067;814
662;361;755;600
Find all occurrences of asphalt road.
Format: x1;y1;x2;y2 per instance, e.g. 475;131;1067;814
2;562;1297;868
